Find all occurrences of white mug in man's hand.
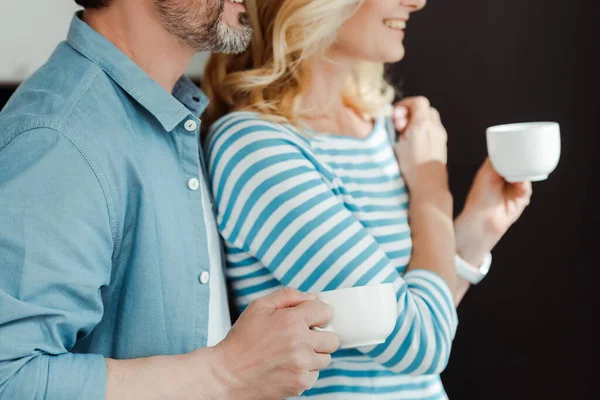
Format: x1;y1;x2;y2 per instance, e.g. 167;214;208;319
314;283;397;349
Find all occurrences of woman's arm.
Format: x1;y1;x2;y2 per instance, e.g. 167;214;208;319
404;164;456;291
393;98;534;309
453;159;533;305
206;114;457;376
393;97;457;295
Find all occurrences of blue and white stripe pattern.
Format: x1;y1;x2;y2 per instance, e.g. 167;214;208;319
205;111;458;399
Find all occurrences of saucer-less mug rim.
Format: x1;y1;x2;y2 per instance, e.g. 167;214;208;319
487;121;559;134
318;282;394;296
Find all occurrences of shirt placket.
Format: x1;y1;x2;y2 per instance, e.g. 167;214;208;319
179;116;211;347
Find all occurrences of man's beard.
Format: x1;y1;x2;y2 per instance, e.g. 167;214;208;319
155;0;252;54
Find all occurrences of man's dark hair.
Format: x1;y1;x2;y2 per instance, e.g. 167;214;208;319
74;0;112;8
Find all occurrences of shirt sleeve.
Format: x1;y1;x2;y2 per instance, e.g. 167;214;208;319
206;117;459;376
0;128;113;399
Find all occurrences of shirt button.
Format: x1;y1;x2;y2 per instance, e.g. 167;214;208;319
184;120;197;132
199;271;210;284
188;178;200;191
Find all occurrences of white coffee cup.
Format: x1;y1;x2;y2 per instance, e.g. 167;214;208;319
314;283;397;349
486;122;561;182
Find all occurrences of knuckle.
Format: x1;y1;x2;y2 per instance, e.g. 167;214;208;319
280;286;298;299
247;298;261;310
294;371;312;391
289;351;306;370
318;301;333;320
281;311;299;328
415;96;430;108
287;335;304;353
281;286;297;295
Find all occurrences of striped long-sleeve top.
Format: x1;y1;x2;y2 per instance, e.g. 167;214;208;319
205;111;458;400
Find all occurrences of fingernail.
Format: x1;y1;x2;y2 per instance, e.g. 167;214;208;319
394;107;407;118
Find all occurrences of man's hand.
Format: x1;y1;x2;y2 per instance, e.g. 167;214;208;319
209;288;340;399
455;158;533;267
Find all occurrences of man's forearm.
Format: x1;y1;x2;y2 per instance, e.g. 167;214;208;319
105;348;227;400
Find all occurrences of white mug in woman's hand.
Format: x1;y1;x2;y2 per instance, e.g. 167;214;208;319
313;284;397;349
486;122;561;182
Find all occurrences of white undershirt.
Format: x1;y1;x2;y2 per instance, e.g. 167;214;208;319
199;175;231;346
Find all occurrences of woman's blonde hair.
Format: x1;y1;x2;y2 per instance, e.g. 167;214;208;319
201;0;395;131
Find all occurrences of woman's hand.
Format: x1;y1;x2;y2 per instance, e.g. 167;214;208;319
393;97;449;197
455;158;533;266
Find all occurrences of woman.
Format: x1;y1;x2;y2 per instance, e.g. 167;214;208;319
202;0;532;398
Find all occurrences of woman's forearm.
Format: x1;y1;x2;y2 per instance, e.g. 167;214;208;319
453;211;498;305
405;163;457;296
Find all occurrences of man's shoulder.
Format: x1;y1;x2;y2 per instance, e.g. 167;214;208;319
0;42;126;150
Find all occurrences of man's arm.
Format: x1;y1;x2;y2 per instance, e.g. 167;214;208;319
104;287;338;400
0;128;112;399
0;128;338;400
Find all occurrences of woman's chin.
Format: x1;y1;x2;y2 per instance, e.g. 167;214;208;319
384;48;406;63
364;48;406;64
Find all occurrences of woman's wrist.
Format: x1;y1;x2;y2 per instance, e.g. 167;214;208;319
404;162;449;197
454;211;499;267
408;165;452;212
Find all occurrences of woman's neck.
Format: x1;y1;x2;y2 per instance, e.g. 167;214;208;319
300;54;374;138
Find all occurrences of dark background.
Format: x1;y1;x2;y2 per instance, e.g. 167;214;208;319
1;0;598;399
389;0;599;399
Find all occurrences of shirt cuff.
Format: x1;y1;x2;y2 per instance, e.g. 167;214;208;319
46;352;107;400
403;269;459;333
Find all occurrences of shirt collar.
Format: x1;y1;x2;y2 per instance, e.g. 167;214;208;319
66;13;209;132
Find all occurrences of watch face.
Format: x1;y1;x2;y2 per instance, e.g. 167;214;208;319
480;253;493;275
455;253;491;284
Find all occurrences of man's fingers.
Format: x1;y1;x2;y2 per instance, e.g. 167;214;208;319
256;287;317;310
309;330;340;354
296;300;333;328
308;353;333;371
304;371;320;391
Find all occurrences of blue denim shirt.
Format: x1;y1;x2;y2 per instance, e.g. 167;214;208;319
0;14;220;399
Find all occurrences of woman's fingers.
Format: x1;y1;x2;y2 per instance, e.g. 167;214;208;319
393;105;408;131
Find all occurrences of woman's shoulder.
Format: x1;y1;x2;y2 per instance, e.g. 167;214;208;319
205;111;310;156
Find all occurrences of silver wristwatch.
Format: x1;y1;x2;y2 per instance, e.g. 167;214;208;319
455;252;492;284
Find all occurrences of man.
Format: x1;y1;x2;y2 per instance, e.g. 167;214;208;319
0;0;339;398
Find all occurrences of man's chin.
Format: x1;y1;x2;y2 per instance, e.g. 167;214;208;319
213;22;252;54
